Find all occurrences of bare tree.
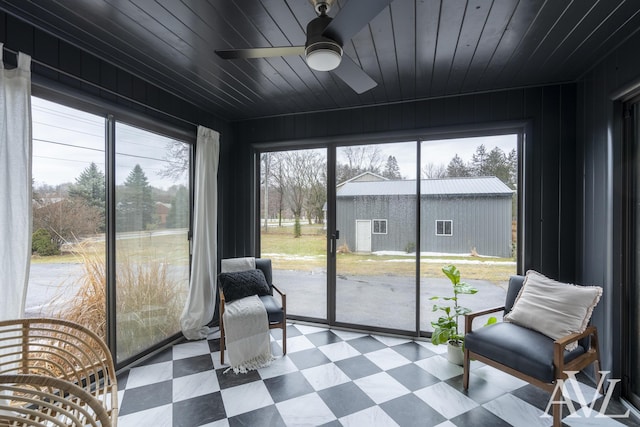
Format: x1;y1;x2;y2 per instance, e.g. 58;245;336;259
33;198;102;248
278;150;326;237
422;162;447;179
264;152;287;227
336;146;384;182
158;140;190;181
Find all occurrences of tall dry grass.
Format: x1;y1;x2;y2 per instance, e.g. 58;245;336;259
53;242;107;339
115;255;186;360
54;242;187;360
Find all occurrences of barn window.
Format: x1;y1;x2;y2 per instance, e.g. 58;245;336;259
373;219;387;234
435;220;453;236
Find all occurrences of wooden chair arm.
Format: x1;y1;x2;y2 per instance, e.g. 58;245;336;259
553;325;599;379
553;325;596;348
465;306;504;333
271;284;286;317
271;284;285;297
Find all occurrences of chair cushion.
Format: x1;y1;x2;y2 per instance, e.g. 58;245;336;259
503;270;602;350
259;295;284;324
219;269;271;302
504;275;525;315
465;322;585;383
255;258;273;287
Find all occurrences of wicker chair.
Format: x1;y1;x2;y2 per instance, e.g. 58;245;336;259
0;318;118;426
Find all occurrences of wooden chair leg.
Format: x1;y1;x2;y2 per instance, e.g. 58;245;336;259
551;385;563;427
463;348;470;390
220;314;225;365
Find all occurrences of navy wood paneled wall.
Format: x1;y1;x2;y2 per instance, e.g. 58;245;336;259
576;30;640;380
232;85;579;281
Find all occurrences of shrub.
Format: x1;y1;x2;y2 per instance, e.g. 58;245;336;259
32;228;60;256
405;241;416;253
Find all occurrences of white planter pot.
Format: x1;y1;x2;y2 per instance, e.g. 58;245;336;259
447;341;464;365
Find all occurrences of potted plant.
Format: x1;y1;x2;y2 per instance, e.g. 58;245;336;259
430;264;490;365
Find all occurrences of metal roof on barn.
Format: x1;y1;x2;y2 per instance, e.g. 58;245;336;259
336;176;513;197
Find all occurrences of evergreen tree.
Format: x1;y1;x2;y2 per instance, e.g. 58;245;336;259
507;148;518;189
484;147;512;185
32;228;60;256
446;154;470;177
68;162;105;230
166;185;189;228
471;144;488;176
382;155;402;179
117;164;155;231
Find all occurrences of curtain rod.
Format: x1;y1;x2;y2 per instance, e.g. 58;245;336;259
1;44;198;128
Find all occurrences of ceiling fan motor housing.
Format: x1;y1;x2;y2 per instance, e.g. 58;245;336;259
305;14;343;71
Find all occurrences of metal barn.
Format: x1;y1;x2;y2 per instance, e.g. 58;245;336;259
335;176;514;258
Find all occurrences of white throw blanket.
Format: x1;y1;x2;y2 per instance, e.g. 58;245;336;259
223;294;273;373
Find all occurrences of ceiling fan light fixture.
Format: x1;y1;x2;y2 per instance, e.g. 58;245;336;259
305;41;342;71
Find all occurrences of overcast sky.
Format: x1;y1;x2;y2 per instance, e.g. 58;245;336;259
32;96;188;190
33;96;517;188
337;134;517;180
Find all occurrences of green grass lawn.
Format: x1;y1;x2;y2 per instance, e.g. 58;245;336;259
31;232;190;265
33;224;515;284
261;223;516;283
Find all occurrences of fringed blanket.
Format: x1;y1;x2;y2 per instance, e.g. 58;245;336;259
223;294;273;374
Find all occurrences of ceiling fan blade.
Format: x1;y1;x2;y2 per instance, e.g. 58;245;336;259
216;46;305;60
332;55;377;94
323;0;394;45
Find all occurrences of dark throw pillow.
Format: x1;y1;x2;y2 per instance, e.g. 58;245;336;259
219;269;271;302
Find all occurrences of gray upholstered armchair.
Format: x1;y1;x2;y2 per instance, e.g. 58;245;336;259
219;258;286;364
463;275;601;427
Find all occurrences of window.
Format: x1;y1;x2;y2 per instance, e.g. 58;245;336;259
373;219;388;234
115;122;191;363
436;220;453;236
259;132;519;336
29;96;106;333
26;95;193;366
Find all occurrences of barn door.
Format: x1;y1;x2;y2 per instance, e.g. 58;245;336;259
355;220;372;252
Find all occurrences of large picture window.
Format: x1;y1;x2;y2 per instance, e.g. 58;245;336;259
114;122;191;362
27;96;192;365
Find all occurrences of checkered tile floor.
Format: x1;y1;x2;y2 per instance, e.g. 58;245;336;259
116;324;638;427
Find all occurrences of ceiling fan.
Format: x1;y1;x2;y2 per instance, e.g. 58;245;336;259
215;0;394;94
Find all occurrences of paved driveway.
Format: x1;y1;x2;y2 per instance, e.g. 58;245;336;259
273;269;506;332
25;264;506;334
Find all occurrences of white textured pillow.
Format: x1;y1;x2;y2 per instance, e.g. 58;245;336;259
504;270;602;350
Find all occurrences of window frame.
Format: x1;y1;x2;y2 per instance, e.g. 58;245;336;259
435;219;453;236
372;219;388;234
30;83;196;369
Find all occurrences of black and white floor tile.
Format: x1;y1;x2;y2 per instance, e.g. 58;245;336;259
116;324;638;427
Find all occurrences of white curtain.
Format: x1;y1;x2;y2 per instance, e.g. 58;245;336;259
0;45;32;321
180;125;220;340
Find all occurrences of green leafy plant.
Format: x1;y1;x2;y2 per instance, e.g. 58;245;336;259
430;264;479;345
32;228;60;256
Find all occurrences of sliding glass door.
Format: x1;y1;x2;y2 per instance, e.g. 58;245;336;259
114;123;191;363
259;149;328;321
419;136;518;334
258;132;519;335
334;142;417;331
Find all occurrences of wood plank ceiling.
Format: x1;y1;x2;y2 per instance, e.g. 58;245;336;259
1;0;640;122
